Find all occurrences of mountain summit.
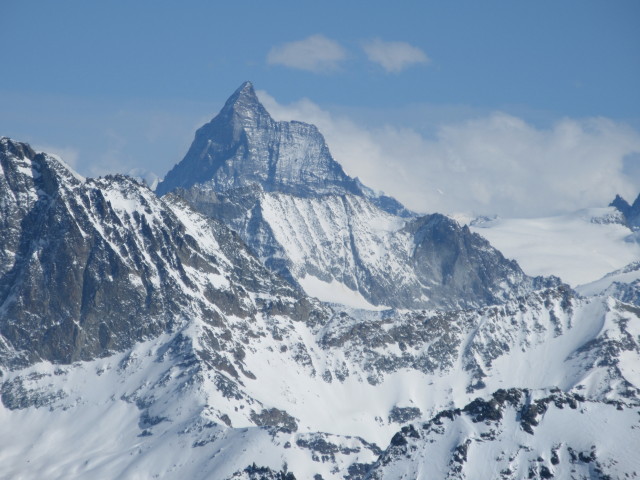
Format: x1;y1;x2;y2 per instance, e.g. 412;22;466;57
155;82;548;310
156;81;361;197
610;192;640;228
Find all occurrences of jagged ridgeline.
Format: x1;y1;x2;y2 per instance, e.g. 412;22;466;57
157;81;555;310
0;137;321;366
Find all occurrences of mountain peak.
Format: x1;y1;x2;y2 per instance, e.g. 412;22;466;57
232;80;256;101
610;194;630;212
221;81;265;117
610;192;640;228
0;136;37;160
156;81;361;197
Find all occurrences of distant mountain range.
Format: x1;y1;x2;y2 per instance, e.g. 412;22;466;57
1;83;639;479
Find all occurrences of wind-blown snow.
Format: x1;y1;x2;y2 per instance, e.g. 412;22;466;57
44;152;86;183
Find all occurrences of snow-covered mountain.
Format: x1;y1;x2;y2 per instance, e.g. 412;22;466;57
366;389;639;479
159;82;548;311
1;82;640;479
0;137;323;368
2;258;638;478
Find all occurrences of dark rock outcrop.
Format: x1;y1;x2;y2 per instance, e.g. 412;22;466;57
610;193;640;228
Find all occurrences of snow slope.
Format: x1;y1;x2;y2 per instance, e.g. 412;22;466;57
577;261;640;296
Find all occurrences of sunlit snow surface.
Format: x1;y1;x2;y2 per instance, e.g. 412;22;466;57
369;392;640;479
259;192;406;309
299;275;388;310
470;207;640;286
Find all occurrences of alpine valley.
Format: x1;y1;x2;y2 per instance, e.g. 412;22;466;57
1;82;639;479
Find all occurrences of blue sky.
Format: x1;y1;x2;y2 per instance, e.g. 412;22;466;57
1;0;639;216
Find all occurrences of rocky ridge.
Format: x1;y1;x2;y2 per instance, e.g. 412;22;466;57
366;388;639;480
2;274;638;478
0;136;323;369
610;193;640;228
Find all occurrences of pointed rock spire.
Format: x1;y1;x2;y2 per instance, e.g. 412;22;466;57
610;194;631;217
225;81;259;107
218;81;270;122
0;136;37;161
609;192;640;227
156;81;360;197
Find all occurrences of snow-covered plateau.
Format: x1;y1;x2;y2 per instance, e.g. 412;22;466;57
469;208;640;287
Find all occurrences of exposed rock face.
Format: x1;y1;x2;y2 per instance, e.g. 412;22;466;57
227;465;297;480
158;83;547;310
610;193;640;228
0;137;320;367
156;82;362;198
611;194;632;216
402;213;543;308
367;388;639;480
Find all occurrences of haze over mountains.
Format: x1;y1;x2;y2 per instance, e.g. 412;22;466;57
1;83;639;479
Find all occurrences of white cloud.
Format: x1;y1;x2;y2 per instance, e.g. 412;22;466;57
258;90;640;218
267;35;346;73
362;39;429;73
